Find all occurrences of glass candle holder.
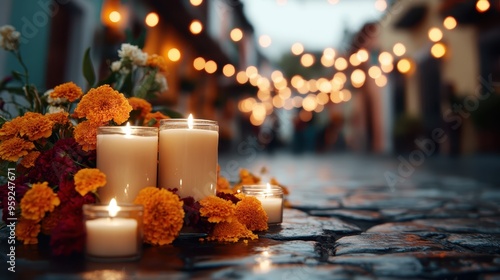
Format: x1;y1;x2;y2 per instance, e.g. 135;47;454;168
83;202;143;262
158;117;218;201
242;184;284;224
96;125;158;204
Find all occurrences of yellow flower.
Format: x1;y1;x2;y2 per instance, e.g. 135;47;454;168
18;112;54;141
74;168;106;196
235;194;268;232
128;97;152;118
206;220;257;243
50;82;83;102
134;187;185;246
74;84;132;125
0;137;34;162
147;54;168;73
199;196;235;223
20;182;60;222
20;151;41;168
233;168;261;193
16;218;41;245
143;111;169;127
74;120;101;151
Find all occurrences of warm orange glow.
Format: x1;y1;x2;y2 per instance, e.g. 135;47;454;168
339;89;352;102
292;96;304;108
190;20;203;34
356;49;369;62
271;70;283;82
374;0;387;11
190;0;203;6
431;43;446;58
316;91;330;105
291;43;304;55
301;53;315;67
349;53;361;67
230;28;243;42
272;95;285;108
302;94;317;112
193;57;205;70
145;12;159;27
299;109;312;122
334;57;348;71
333;72;347;85
245;66;258;79
476;0;490;12
223;64;235;77
351;69;366;88
291;75;304;89
321;56;335;67
323;48;336;59
428;27;443;42
443;16;457;30
368;66;382;79
378;52;393;65
375;75;387;87
236;71;249;84
259;35;272;48
167;48;181;62
381;63;394;73
109;11;121;23
397;58;412;74
204;60;217;74
330;91;342;104
393;43;406;57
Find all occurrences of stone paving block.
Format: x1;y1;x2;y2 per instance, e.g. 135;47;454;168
334;233;448;256
329;251;500;279
446;234;500;254
309;209;383;222
341;193;444;210
414;218;500;234
367;221;438;233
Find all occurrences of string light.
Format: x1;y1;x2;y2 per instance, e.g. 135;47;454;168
259;35;272;48
393;43;406;56
190;0;203;6
301;53;315;67
190;20;203;34
145;12;159;27
167;48;181;62
230;28;243;42
476;0;490;12
431;43;446;58
443;16;457;30
291;43;304;55
428;27;443;42
109;11;121;23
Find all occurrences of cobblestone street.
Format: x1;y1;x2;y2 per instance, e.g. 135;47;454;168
2;153;500;279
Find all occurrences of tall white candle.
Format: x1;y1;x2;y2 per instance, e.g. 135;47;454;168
97;125;158;204
158;115;218;201
85;199;140;258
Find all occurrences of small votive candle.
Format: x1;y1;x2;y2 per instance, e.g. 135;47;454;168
96;125;158;204
83;199;143;262
242;184;283;224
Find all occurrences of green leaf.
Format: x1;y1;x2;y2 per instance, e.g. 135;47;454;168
134;69;157;99
11;71;24;81
82;48;96;88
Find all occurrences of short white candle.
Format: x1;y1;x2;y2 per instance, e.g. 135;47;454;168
97;124;158;203
256;196;283;224
158;115;218;201
85;199;139;258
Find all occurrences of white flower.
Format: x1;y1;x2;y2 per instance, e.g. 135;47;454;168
43;89;66;105
47;105;66;114
110;60;122;72
155;73;168;92
0;25;20;51
118;43;147;66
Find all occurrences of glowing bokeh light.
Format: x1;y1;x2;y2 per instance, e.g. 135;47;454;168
230;28;243;42
190;20;203;34
428;27;443;42
145;12;159;27
167;48;181;62
431;42;446;58
443;16;457;30
109;11;121;23
393;43;406;56
222;64;235;77
259;35;272;48
291;43;304;55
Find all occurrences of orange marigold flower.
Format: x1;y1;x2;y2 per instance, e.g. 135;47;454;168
235;194;268;232
46;111;70;125
233;169;261;192
216;165;232;192
74;85;132;125
74;168;106;196
16;218;41;245
270;177;289;195
128;97;152;118
0;116;22;140
199;196;235;223
147;54;168;73
20;182;60;222
206;220;257;243
50;82;83;102
41;208;61;235
20;151;41;168
74;120;101;151
18;112;54;141
134;187;185;246
0;137;35;162
143;111;169;127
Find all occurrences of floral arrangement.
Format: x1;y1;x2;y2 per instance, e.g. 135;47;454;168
0;25;288;256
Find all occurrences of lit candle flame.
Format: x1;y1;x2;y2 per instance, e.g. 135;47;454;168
187;114;194;129
124;122;132;137
108;198;120;217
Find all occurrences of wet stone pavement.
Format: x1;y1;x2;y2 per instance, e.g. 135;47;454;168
2;153;500;279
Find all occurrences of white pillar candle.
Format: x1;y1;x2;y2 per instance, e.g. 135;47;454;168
242;184;284;224
158;115;218;201
97;125;158;204
84;199;143;260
